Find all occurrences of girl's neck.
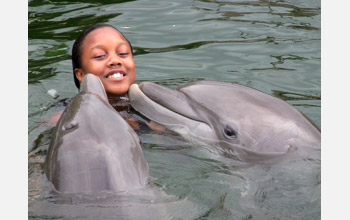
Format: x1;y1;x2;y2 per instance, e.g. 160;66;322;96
108;93;130;112
108;93;127;102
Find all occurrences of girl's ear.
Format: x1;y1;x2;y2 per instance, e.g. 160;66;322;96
74;68;85;82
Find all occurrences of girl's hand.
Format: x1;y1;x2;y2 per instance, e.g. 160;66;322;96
147;121;166;132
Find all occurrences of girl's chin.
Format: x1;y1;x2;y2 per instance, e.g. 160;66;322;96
106;87;129;97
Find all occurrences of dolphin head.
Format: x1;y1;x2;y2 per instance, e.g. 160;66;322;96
45;74;149;194
79;73;108;100
129;81;320;161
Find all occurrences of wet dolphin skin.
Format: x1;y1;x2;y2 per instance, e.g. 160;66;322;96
45;74;149;193
128;81;320;162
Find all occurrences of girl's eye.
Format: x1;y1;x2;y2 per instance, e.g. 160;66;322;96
119;53;129;57
93;55;106;59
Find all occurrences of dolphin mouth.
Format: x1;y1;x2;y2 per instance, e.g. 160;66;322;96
80;73;108;101
128;82;212;132
140;82;203;121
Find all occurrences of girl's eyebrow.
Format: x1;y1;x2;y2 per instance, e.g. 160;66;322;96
90;43;129;51
90;45;105;51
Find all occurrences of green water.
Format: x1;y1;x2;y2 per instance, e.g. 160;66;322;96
28;0;320;219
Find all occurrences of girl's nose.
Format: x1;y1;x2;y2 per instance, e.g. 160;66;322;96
108;54;121;67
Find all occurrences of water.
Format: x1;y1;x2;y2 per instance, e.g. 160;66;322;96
28;0;320;219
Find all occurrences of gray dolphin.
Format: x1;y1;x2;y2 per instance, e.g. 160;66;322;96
128;80;320;162
45;74;149;193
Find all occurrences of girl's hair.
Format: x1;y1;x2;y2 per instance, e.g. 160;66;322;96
71;23;133;89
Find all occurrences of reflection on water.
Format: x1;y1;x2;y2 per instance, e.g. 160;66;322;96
29;0;320;219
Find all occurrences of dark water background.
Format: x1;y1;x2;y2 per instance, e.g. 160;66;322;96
28;0;320;219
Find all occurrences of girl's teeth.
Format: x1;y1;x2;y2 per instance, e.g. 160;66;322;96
108;73;122;78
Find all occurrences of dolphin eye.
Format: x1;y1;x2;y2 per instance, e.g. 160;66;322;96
224;125;237;139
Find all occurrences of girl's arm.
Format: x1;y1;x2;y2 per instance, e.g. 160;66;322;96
47;110;63;127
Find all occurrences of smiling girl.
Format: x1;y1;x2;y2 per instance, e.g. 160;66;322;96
72;23;135;101
50;23;163;131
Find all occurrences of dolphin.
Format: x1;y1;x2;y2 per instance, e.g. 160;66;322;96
45;74;149;194
128;80;320;162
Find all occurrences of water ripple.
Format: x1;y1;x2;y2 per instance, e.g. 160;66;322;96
133;36;316;55
28;0;320;219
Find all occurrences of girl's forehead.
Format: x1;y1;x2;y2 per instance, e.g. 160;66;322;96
83;27;127;46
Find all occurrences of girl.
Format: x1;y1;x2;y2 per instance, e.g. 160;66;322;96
51;23;163;131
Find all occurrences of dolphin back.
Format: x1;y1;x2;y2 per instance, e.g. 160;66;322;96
45;74;148;194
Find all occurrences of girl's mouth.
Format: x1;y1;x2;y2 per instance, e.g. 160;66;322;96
107;73;125;79
105;70;126;81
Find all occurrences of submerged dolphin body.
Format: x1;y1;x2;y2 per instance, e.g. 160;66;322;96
128;81;320;162
45;74;149;193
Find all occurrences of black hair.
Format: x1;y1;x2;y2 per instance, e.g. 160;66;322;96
71;23;133;89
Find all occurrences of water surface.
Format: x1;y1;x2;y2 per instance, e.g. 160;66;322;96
28;0;320;219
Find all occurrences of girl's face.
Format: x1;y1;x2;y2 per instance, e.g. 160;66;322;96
75;27;135;97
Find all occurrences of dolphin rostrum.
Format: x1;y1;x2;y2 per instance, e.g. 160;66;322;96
128;80;320;162
45;74;149;193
